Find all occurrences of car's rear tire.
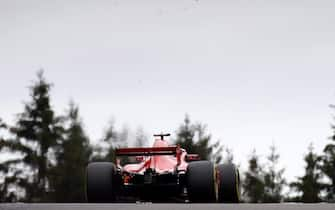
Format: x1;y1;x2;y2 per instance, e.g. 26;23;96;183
186;161;217;203
217;164;240;203
86;162;117;203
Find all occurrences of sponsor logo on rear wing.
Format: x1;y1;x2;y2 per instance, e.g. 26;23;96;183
115;146;178;156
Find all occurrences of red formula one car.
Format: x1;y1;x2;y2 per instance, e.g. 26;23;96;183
86;134;240;203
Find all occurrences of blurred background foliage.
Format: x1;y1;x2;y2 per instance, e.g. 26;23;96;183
0;71;334;202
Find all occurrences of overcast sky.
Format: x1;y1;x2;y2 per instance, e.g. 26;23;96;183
1;0;335;182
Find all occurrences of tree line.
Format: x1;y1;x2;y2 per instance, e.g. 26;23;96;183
0;71;334;202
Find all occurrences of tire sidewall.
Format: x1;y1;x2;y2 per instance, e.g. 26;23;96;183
86;162;116;203
217;163;240;203
186;161;217;203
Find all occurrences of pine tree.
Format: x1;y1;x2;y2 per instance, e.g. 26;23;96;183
175;115;195;154
91;121;129;163
0;118;5;128
0;71;64;202
49;102;92;202
290;144;325;202
118;125;129;148
243;150;265;203
223;147;234;164
321;104;335;202
174;114;223;162
100;120;119;161
0;118;19;202
90;120;116;162
134;127;148;147
193;123;213;160
263;144;285;203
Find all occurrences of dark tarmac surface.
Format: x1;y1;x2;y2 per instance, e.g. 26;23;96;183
0;204;334;210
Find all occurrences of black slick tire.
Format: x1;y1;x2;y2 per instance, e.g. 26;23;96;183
217;164;240;203
186;161;217;203
86;162;117;203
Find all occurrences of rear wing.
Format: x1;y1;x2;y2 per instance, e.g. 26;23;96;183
116;146;178;156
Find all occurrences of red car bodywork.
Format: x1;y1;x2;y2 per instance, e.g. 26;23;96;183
86;134;240;203
116;138;189;174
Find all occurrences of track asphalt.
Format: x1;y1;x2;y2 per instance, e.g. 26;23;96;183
0;203;334;210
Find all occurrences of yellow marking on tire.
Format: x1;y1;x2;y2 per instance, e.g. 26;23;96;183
214;165;218;202
235;168;240;202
